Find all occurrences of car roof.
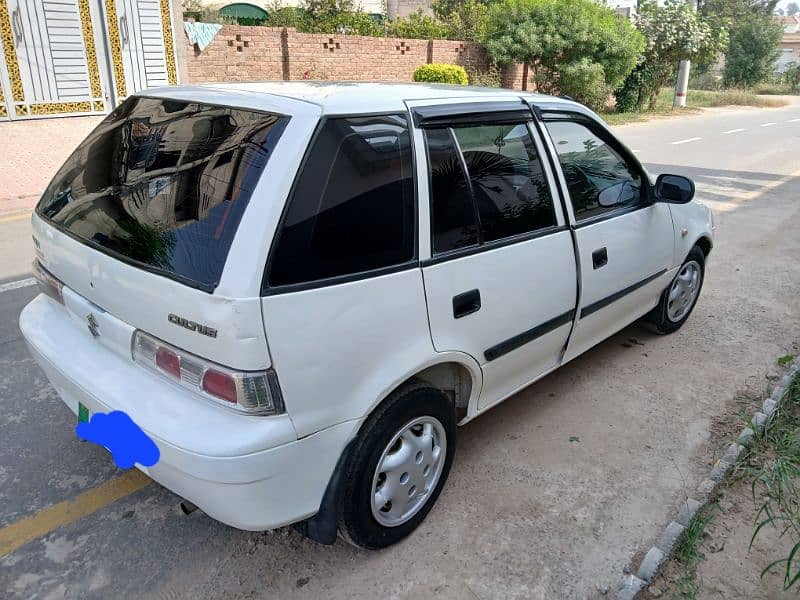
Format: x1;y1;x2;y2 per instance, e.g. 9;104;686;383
141;81;578;115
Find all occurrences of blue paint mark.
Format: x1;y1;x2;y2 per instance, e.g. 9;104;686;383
75;411;160;469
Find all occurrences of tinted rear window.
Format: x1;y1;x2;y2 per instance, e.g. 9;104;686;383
268;114;415;288
37;96;289;292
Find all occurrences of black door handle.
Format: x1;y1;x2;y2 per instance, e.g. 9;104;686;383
592;247;608;269
453;289;481;319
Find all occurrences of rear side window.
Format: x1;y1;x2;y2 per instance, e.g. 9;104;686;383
453;123;556;243
37;96;288;292
268;115;415;288
425;120;557;255
425;128;478;253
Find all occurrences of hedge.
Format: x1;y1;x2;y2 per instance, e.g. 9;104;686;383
413;64;469;85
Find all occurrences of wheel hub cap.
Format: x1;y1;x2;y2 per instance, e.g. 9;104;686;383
370;416;447;527
667;260;701;323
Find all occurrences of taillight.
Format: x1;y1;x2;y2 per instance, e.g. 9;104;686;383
132;330;284;416
32;260;64;304
155;347;181;379
202;369;237;404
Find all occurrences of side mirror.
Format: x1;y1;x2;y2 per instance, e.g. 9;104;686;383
655;174;695;204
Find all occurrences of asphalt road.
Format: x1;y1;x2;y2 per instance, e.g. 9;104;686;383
1;103;799;600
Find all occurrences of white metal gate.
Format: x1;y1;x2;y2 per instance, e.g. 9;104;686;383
0;0;177;120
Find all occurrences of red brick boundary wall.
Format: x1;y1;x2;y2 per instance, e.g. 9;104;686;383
185;25;526;90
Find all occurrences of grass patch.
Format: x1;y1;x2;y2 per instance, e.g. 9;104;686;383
669;505;718;599
602;87;789;126
753;82;799;96
739;374;800;591
779;355;797;367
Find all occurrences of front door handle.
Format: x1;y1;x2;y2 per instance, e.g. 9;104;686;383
453;289;481;319
592;247;608;270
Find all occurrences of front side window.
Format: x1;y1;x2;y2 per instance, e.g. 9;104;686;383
269;115;415;287
545;119;643;221
425;120;557;255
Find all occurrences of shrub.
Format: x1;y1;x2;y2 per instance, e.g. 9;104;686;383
436;0;490;42
413;64;469;85
466;63;503;87
387;10;449;39
483;0;644;107
558;59;611;112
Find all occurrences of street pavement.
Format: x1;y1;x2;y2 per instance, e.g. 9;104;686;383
0;102;799;599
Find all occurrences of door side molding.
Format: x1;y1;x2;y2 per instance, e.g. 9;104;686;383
579;269;667;319
484;309;576;362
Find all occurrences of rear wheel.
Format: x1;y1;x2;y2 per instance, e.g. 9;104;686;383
337;385;456;549
647;246;705;334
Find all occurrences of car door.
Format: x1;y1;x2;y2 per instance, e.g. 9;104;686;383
538;110;675;362
410;100;578;413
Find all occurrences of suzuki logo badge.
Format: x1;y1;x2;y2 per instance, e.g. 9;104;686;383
86;313;100;338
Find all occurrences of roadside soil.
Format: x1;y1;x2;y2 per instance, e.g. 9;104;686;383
644;480;797;600
644;368;800;600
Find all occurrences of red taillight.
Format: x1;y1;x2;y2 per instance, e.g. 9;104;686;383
201;369;237;403
132;330;285;415
155;347;181;379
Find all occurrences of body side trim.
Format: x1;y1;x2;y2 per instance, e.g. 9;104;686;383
484;309;575;362
579;269;667;319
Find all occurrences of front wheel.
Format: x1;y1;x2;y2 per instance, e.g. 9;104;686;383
337;385;456;549
646;246;705;334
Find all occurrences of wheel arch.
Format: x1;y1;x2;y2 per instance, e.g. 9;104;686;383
295;353;482;545
363;352;483;425
694;235;712;258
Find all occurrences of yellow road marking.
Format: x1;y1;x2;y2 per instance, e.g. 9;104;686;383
0;470;151;557
0;211;31;224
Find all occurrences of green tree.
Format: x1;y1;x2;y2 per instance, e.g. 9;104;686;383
264;1;309;28
432;0;497;19
698;0;779;21
264;0;382;35
439;0;491;41
787;2;800;15
482;0;644;110
615;0;728;112
387;9;449;39
723;13;784;86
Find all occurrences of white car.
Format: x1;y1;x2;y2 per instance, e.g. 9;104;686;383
20;82;713;549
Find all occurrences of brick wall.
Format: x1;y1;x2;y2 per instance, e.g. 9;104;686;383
184;25;520;88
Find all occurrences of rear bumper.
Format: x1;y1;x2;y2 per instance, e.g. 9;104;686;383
20;294;359;530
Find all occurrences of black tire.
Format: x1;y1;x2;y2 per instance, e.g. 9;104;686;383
337;384;456;549
646;246;705;334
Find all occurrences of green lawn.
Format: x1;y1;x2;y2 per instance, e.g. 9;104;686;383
602;88;789;126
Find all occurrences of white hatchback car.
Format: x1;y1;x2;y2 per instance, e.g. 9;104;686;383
21;82;713;549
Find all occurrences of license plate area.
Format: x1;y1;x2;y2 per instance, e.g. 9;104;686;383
78;401;90;423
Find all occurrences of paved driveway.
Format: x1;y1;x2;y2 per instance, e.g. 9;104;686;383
0;104;798;599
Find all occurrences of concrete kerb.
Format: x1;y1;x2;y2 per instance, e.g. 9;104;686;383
615;358;800;599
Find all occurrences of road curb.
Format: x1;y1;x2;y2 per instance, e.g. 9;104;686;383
614;357;800;600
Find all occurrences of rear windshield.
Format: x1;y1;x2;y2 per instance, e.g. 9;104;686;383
36;96;289;292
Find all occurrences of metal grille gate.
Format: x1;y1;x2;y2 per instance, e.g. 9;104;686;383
0;0;177;120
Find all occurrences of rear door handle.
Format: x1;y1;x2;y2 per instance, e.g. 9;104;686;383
592;247;608;270
453;289;481;319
